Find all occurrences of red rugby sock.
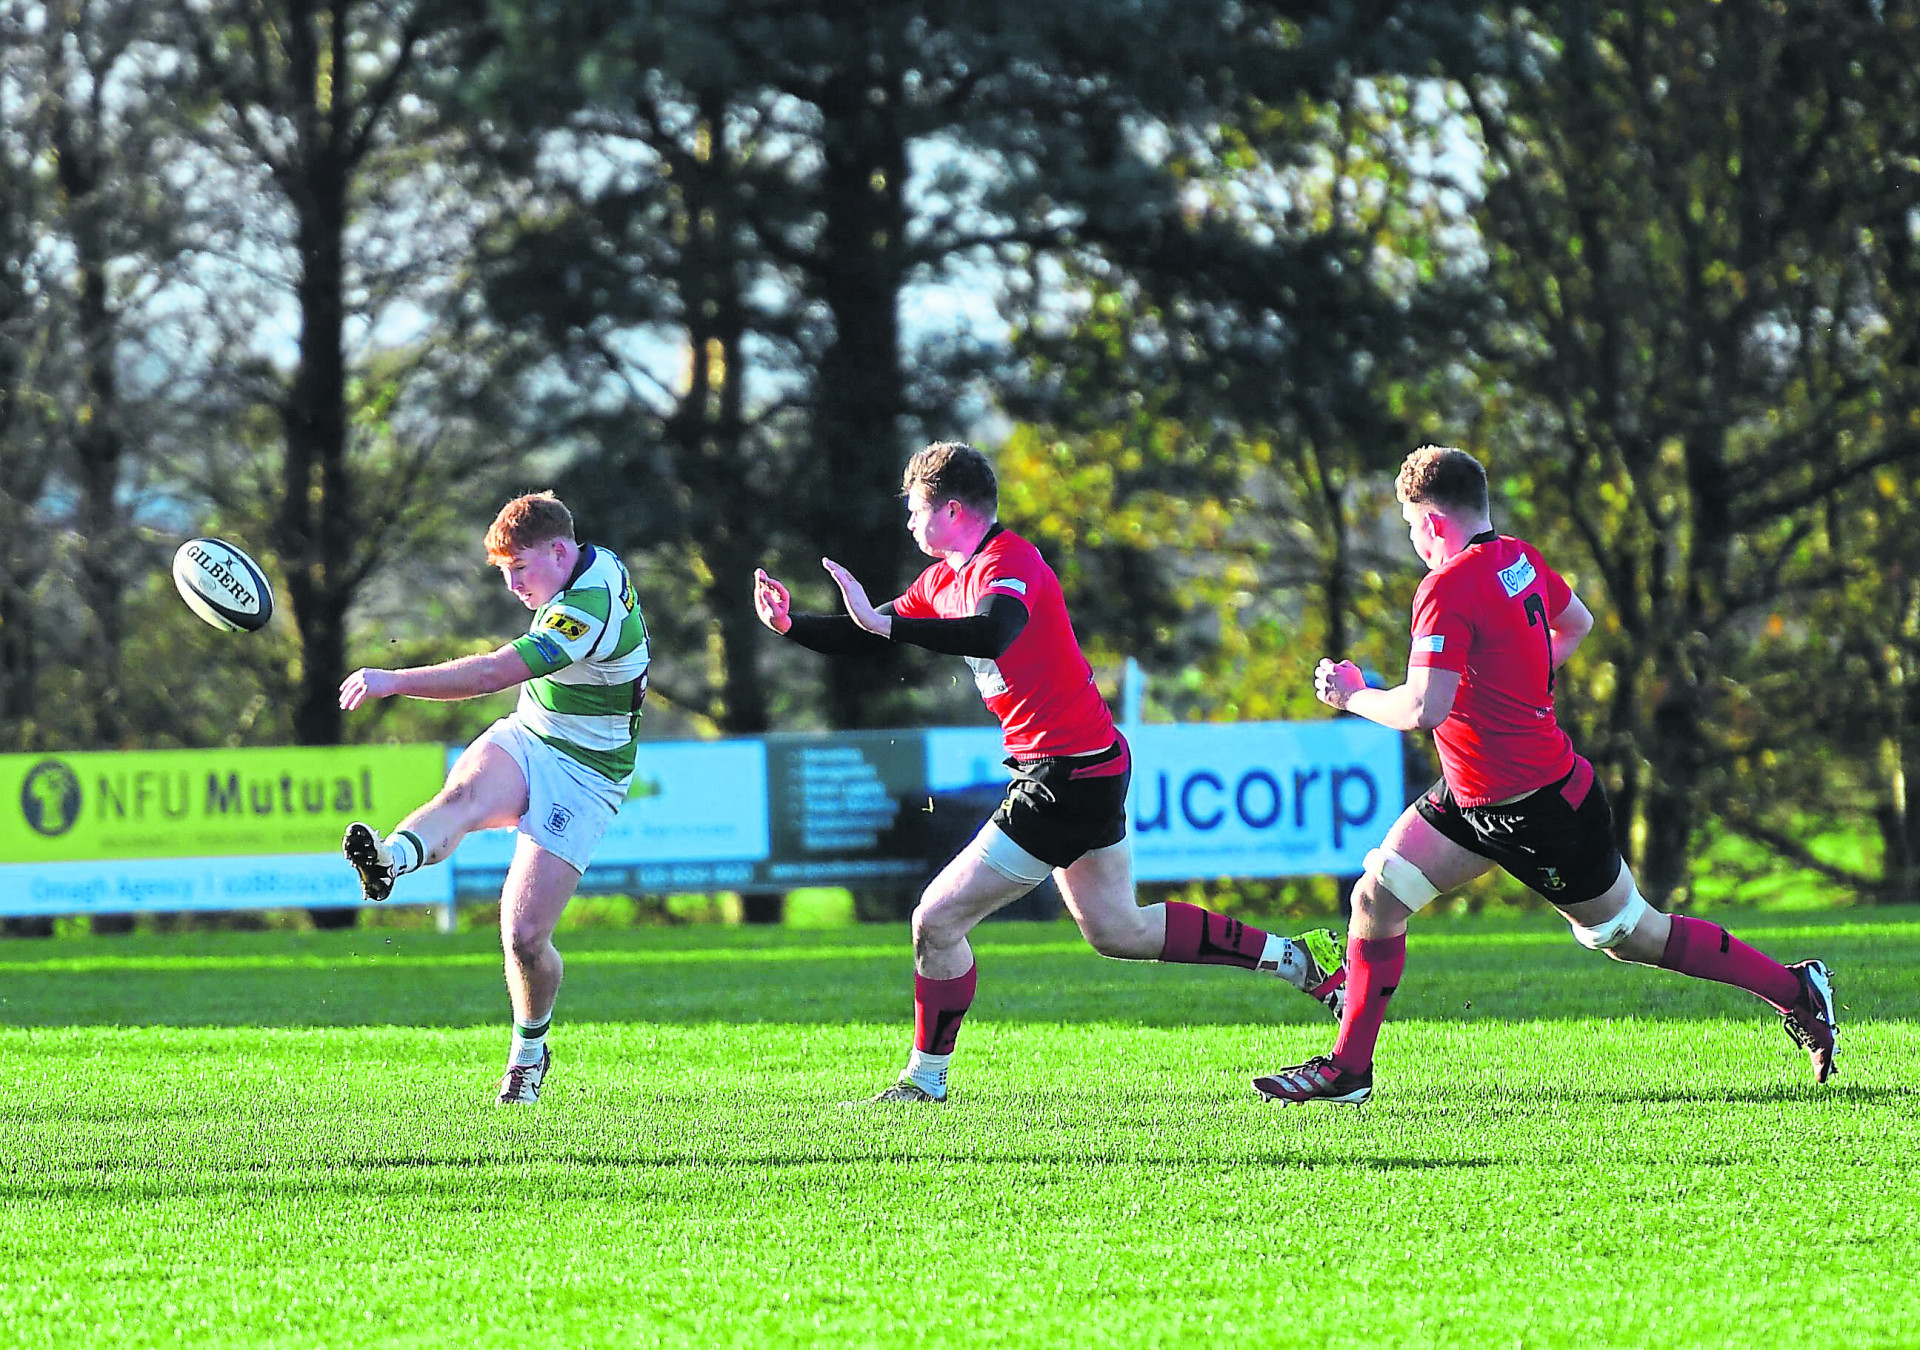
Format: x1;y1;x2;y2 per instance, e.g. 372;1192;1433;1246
1157;901;1269;968
1658;916;1801;1011
914;965;977;1054
1331;933;1406;1074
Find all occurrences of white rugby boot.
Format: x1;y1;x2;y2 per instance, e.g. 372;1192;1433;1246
496;1046;552;1105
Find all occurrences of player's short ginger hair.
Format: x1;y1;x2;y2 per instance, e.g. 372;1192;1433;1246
1396;445;1490;516
902;441;998;516
485;491;575;563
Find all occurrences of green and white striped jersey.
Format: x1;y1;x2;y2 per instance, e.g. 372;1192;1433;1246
508;545;650;785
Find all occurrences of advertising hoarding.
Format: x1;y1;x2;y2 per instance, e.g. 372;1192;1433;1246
0;746;452;914
0;723;1404;916
926;721;1403;882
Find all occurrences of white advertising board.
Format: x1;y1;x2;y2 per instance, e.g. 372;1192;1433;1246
447;738;771;876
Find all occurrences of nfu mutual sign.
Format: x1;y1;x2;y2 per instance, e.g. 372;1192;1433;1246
0;745;451;913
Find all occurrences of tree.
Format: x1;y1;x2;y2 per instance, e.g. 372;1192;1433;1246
998;38;1483;724
40;0;190;748
464;0;1484;737
1712;468;1920;904
171;0;513;747
1443;0;1920;902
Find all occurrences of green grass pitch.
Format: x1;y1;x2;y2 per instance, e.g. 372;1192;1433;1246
2;908;1915;1348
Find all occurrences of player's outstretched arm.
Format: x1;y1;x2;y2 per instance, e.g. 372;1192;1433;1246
759;562;898;655
890;594;1028;657
815;557;1029;656
1315;658;1459;732
339;645;533;710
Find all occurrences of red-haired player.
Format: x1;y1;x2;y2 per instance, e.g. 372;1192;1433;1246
340;492;651;1105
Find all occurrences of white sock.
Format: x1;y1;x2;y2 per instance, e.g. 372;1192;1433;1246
1258;933;1308;988
510;1015;550;1067
387;829;424;875
904;1049;951;1097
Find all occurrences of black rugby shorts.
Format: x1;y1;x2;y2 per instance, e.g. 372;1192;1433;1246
992;734;1131;869
1414;756;1625;905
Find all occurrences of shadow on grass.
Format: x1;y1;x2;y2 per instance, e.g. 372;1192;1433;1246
1;914;1912;1030
6;1151;1501;1202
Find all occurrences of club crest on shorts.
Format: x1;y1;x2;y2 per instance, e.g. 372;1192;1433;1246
547;804;573;835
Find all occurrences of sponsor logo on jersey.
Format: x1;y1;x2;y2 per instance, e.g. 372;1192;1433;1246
989;577;1029;596
1539;866;1566;891
527;633;566;666
543;611;591;641
1414;634;1446;654
1497;554;1538;599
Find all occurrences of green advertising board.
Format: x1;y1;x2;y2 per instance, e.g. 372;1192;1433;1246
0;746;446;863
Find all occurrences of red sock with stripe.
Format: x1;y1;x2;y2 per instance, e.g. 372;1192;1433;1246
914;965;977;1054
1158;901;1269;968
1331;933;1406;1074
1657;915;1801;1011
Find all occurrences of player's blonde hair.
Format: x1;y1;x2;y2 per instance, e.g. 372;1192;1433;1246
1395;445;1489;516
485;491;575;563
902;441;997;516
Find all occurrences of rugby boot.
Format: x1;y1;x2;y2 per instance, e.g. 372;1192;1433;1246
342;822;397;902
496;1045;552;1104
1780;959;1839;1083
1253;1055;1373;1106
848;1078;946;1105
1293;927;1348;1022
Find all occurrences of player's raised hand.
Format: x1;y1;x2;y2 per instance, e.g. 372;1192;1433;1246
753;568;792;634
821;557;889;636
339;667;397;711
1313;657;1365;710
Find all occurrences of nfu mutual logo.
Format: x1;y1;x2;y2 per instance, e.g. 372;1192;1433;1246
21;758;82;837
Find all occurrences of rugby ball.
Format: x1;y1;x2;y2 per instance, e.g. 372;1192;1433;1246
172;537;274;633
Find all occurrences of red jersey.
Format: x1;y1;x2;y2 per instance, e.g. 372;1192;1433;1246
893;528;1116;759
1406;535;1576;806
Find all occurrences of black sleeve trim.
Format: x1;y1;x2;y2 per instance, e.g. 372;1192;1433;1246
783;604;897;655
890;593;1029;658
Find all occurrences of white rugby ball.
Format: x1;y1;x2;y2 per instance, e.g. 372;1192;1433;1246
172;537;274;633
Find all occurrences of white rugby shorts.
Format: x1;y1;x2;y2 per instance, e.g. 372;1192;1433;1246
473;717;626;874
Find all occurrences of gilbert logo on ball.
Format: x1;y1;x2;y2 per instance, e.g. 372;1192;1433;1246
172;537;275;632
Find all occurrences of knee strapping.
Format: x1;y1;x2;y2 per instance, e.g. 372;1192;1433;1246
970;822;1052;887
1363;847;1439;910
1571;886;1649;951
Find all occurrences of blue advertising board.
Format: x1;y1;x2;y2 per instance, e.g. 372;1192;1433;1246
926;721;1403;882
450;721;1404;898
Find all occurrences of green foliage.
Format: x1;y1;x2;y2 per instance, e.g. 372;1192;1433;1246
4;0;1918;922
998;61;1476;726
1446;0;1920;900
